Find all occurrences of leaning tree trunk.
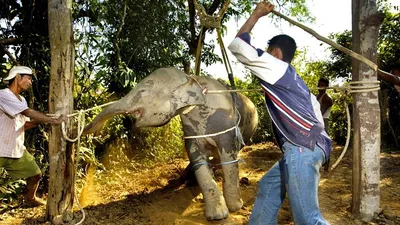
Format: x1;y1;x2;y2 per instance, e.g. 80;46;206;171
46;0;75;223
351;0;382;221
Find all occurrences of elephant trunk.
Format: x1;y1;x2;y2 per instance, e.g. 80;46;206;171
83;101;131;134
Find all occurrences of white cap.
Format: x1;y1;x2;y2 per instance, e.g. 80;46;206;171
4;66;33;81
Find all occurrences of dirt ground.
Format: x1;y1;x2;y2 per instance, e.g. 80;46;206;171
0;142;399;225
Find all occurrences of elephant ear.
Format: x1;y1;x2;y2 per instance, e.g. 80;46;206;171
171;77;206;115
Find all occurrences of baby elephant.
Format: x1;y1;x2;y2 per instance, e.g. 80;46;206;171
83;67;258;220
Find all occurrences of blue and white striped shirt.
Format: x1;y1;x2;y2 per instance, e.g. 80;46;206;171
228;32;331;163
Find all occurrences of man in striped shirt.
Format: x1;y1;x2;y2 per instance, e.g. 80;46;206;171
0;66;66;206
228;1;331;225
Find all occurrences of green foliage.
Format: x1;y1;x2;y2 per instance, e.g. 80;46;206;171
326;30;353;80
128;117;184;165
0;169;25;212
293;48;326;88
378;9;400;70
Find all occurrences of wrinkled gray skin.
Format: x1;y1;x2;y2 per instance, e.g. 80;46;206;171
83;67;258;220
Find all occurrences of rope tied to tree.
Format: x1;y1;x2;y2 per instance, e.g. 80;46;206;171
193;0;230;29
193;0;235;89
47;101;116;141
61;110;85;143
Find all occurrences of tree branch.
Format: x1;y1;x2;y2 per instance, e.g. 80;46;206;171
188;0;196;43
0;44;19;65
0;38;23;45
188;0;222;56
207;0;221;15
113;0;127;67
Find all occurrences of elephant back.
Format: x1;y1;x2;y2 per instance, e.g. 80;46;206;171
186;76;258;145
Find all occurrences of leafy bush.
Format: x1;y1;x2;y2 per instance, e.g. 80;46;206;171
0;169;26;212
122;116;184;165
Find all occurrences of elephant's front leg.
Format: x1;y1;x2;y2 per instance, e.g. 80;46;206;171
186;139;229;220
218;134;243;212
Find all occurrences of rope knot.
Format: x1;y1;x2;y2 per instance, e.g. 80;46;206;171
62;110;85;143
193;0;231;29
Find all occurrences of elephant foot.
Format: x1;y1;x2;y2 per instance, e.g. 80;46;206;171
225;196;243;212
204;197;229;220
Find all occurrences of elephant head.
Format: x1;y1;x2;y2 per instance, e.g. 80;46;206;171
83;67;206;134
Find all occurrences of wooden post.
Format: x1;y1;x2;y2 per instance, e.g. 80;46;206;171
351;0;381;221
46;0;75;223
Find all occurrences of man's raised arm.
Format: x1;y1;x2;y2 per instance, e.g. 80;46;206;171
377;70;400;86
236;1;274;37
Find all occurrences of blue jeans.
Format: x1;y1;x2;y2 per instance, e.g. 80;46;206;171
249;142;329;225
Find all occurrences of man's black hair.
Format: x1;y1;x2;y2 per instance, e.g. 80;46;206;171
318;77;329;86
267;34;297;63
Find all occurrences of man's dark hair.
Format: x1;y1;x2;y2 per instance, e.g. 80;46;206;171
318;77;329;86
7;77;15;85
267;35;297;63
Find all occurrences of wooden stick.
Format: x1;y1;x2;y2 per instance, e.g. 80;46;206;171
271;9;378;72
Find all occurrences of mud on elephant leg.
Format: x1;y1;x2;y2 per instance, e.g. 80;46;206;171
186;139;229;220
194;165;229;220
217;136;243;212
221;158;243;212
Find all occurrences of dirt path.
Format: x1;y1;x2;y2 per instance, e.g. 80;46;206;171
1;143;399;225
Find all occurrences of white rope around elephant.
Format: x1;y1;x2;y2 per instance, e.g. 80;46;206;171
184;126;237;139
191;158;245;171
184;107;244;146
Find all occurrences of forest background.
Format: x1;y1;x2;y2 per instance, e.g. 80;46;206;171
0;0;399;212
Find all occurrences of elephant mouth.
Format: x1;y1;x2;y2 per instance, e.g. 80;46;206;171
130;108;143;120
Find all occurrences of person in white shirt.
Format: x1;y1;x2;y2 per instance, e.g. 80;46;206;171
0;66;66;206
316;78;333;134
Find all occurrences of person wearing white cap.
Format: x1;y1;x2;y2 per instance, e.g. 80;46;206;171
0;66;67;206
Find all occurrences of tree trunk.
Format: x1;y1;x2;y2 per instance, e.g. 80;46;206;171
351;0;381;221
46;0;75;223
